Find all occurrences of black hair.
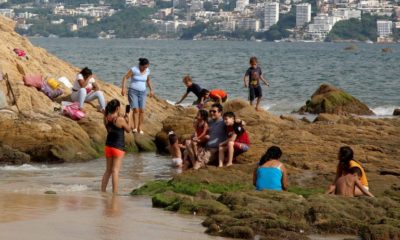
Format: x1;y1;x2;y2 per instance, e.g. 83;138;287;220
211;103;223;113
168;132;178;145
259;146;282;166
80;67;92;80
197;109;208;121
138;58;149;66
223;111;235;119
349;167;362;177
339;146;354;173
105;99;120;116
200;89;210;98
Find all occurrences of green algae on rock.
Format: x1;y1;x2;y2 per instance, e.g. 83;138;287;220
298;84;374;116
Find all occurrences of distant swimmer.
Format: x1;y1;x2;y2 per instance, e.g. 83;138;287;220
243;56;269;111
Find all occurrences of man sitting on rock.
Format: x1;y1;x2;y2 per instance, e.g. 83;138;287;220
185;103;227;170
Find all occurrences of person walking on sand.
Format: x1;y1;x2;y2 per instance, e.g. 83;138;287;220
243;56;269;111
71;67;106;112
121;58;154;135
101;99;131;194
327;146;370;196
253;146;288;191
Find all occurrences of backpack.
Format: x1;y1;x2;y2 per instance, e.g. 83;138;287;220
62;102;85;120
23;75;43;89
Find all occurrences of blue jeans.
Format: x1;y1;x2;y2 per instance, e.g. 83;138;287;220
128;88;147;109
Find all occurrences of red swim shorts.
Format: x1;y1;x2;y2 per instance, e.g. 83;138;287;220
104;146;125;158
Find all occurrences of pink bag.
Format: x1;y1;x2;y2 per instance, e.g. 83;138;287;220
62;102;85;120
23;75;43;89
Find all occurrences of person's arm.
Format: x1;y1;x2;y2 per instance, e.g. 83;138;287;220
253;166;258;187
121;70;133;96
235;119;246;126
197;123;209;139
176;92;189;105
243;74;248;88
355;178;374;197
147;76;154;97
281;164;289;191
115;116;131;133
92;81;100;91
78;76;91;88
260;74;269;86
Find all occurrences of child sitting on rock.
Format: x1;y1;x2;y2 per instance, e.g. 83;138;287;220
192;109;209;160
330;167;374;197
168;131;185;171
218;112;250;167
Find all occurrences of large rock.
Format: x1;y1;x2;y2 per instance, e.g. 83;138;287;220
298;84;374;115
0;15;179;162
394;108;400;116
0;144;30;164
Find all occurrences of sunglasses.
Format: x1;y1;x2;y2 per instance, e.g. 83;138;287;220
209;110;218;113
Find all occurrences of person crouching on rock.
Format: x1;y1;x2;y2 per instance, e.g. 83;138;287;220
71;67;106;112
253;146;288;191
327;146;371;196
101;99;131;194
199;89;228;106
168;131;185;172
218;112;250;167
175;75;204;106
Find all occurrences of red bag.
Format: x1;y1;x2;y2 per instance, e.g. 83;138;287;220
23;75;43;89
62;102;85;120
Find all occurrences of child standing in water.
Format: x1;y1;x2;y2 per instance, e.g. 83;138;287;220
192;109;209;160
243;56;269;111
168;131;184;170
101;99;131;194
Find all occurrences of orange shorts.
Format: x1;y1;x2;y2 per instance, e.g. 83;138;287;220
104;146;125;158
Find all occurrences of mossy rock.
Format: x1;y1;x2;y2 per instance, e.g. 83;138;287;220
152;191;181;208
179;198;230;215
359;224;400;240
298;84;374;116
131;180;170;196
134;134;157;152
44;190;57;194
222;226;254;239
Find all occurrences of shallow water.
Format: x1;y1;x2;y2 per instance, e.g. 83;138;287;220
31;38;400;116
0;153;227;240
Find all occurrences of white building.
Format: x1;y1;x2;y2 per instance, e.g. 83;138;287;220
191;0;204;11
69;23;78;32
51;19;64;24
0;9;14;19
332;8;361;20
377;20;392;37
77;18;88;28
17;12;38;19
125;0;137;5
237;18;260;31
296;3;311;27
235;0;249;12
220;20;236;31
264;2;279;30
308;13;338;40
0;0;8;4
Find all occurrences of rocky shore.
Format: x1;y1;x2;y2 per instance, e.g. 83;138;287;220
1;14;400;240
0;15;177;163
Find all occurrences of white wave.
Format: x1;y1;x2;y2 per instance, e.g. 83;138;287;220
46;184;88;192
371;106;398;116
166;100;192;107
0;164;60;171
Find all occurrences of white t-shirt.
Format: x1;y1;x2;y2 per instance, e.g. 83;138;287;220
73;74;95;91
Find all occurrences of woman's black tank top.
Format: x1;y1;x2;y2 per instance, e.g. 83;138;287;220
105;118;125;151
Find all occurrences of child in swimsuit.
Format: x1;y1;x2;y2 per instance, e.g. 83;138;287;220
168;131;184;170
101;99;131;194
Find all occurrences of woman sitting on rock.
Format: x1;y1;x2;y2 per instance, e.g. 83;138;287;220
253;146;288;191
327;146;369;196
71;67;106;112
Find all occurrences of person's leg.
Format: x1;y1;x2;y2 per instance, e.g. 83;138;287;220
76;88;87;110
85;91;106;111
192;141;199;160
255;86;263;111
218;144;227;167
255;97;262;111
226;141;235;166
128;89;139;131
137;91;147;133
354;186;369;196
111;154;124;194
101;155;113;192
132;109;139;132
249;87;255;106
184;140;195;168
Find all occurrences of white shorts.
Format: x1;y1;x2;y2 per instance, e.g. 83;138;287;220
172;158;183;167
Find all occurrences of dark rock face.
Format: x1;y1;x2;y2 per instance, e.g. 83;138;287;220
394;109;400;116
0;144;30;164
298;84;374;116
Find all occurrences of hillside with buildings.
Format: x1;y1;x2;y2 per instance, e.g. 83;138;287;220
0;0;399;41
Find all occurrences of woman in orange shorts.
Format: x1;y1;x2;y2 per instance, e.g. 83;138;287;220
101;99;131;194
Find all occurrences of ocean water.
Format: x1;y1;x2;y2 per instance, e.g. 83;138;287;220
31;38;400;115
